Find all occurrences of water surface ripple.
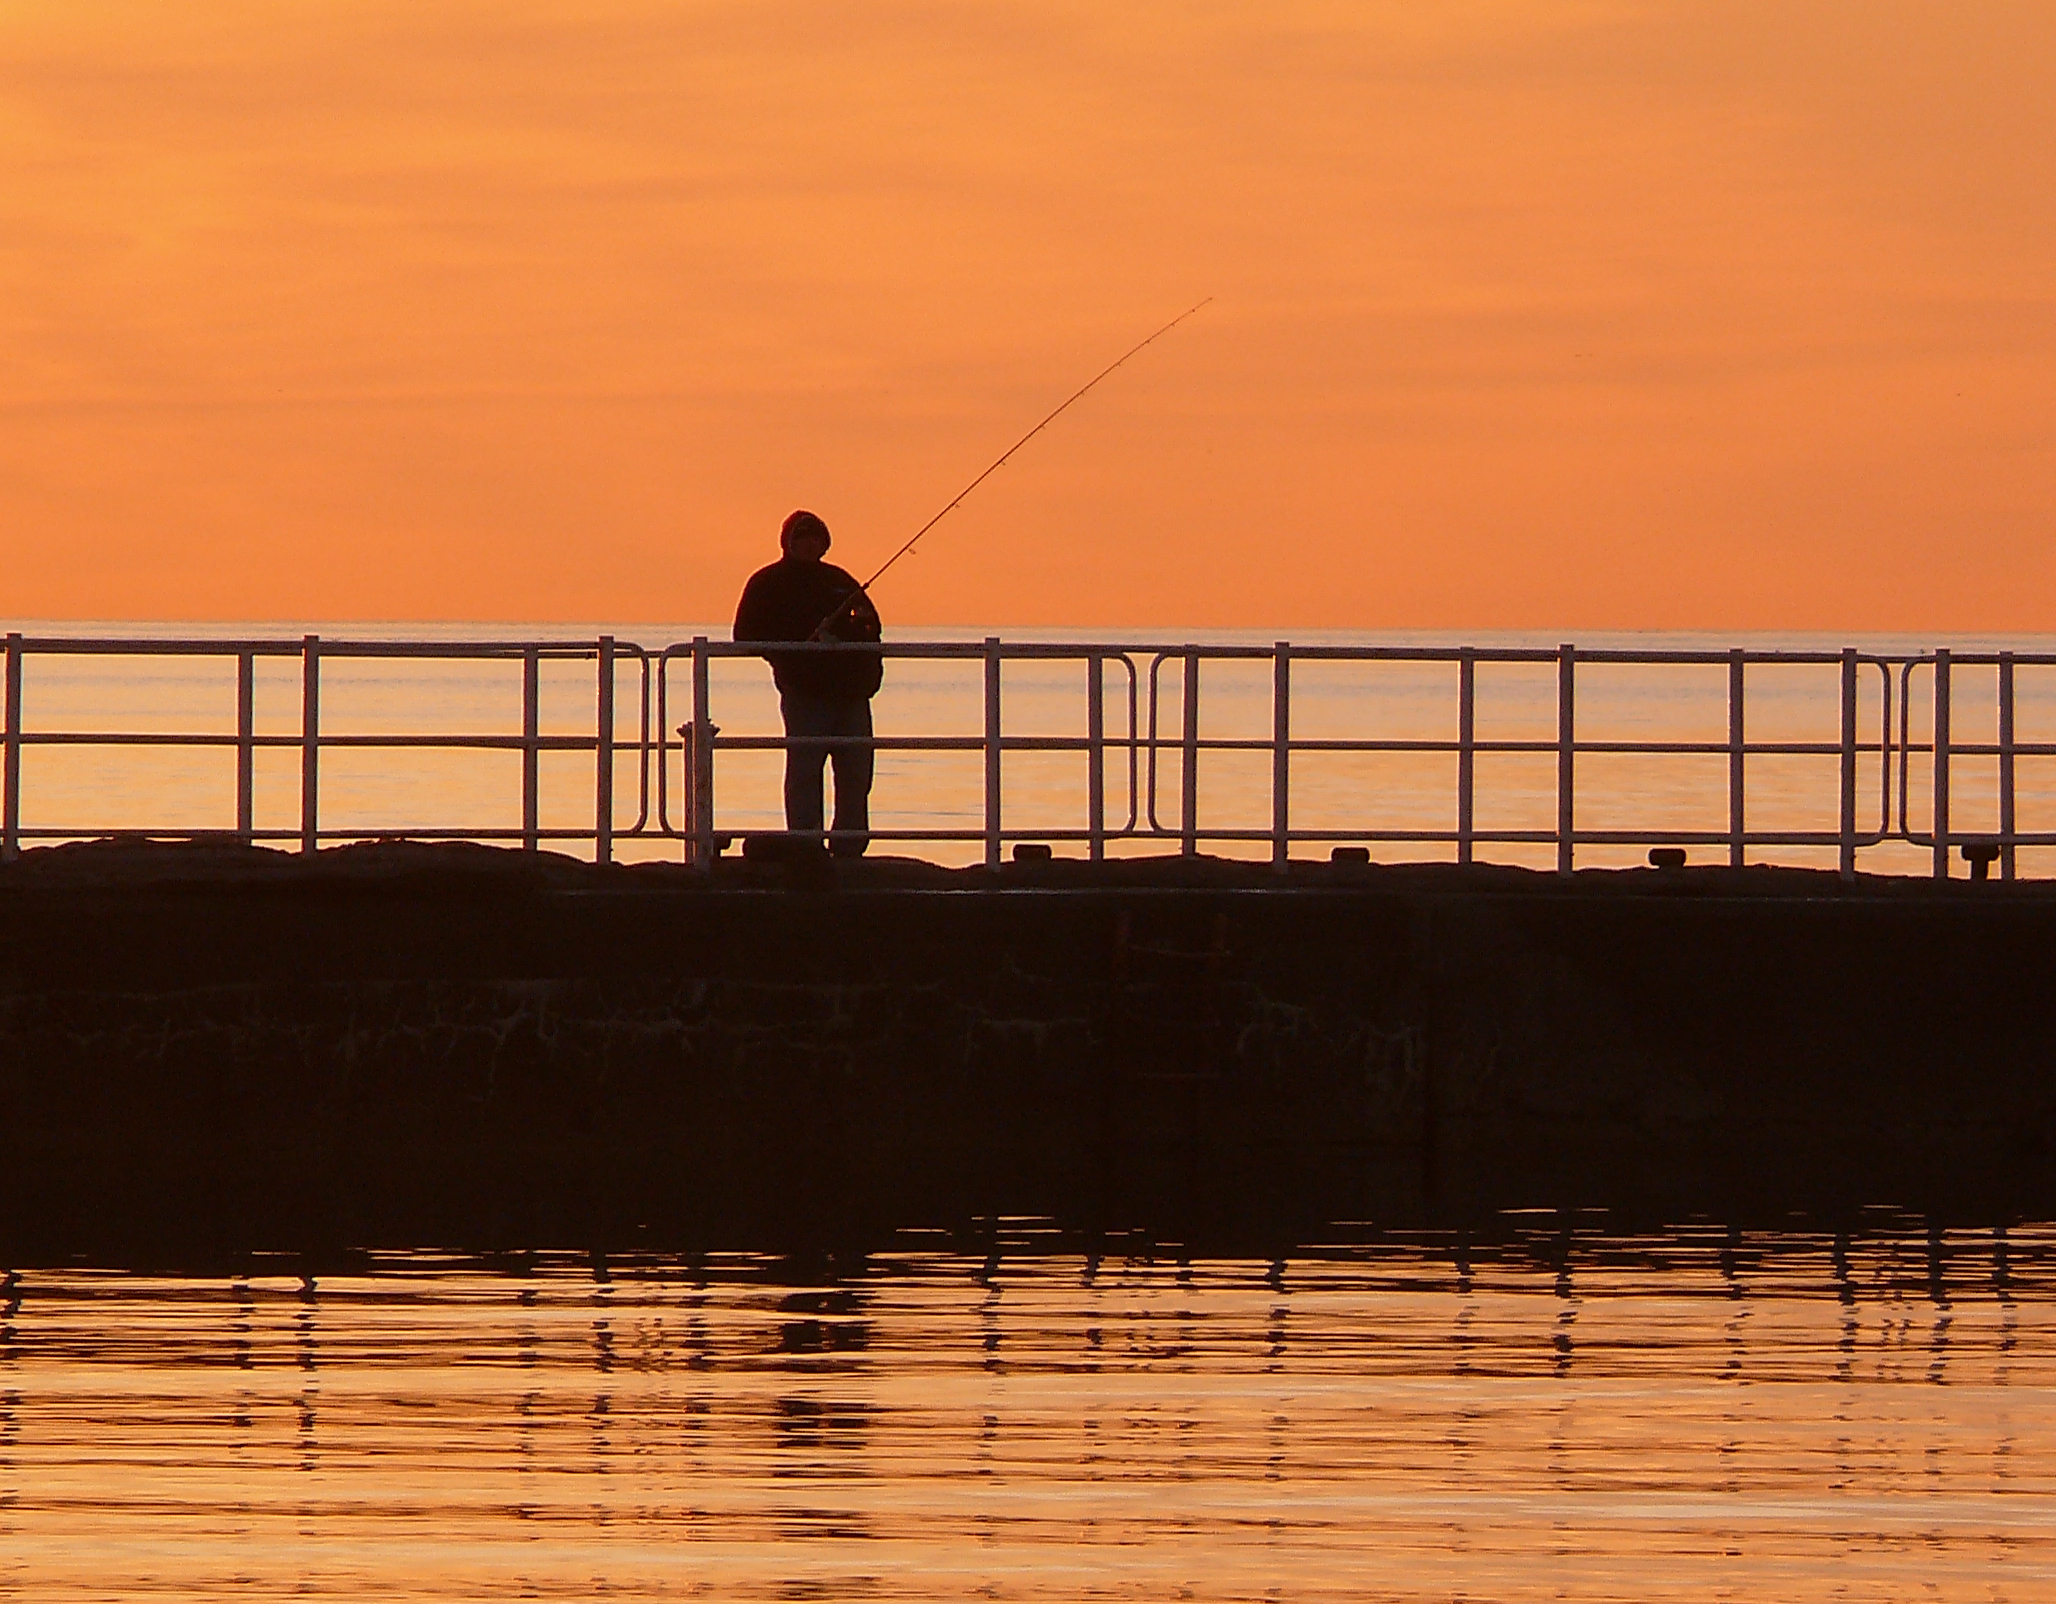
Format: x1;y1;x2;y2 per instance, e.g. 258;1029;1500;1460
1;1227;2051;1599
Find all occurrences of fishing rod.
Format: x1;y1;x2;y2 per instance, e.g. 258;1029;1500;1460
811;298;1213;639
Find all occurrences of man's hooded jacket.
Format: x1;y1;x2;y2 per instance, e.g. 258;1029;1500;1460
733;558;884;700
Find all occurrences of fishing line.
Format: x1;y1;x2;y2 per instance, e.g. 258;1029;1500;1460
812;298;1213;637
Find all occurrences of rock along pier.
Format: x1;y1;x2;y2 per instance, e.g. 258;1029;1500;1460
1;839;2051;1260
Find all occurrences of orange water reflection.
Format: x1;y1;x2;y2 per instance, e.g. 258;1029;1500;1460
1;1228;2051;1599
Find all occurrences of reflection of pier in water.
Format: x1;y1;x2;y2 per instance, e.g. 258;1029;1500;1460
0;1231;2049;1598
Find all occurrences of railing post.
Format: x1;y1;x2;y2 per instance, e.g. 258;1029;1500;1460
677;719;694;856
984;637;1002;869
521;647;541;853
1728;648;1745;869
595;636;615;865
1999;652;2016;882
1839;648;1858;881
1557;643;1575;876
1180;647;1199;858
1087;652;1106;862
1271;641;1290;870
236;650;255;845
691;636;714;873
299;635;320;855
1932;648;1951;880
1457;648;1475;867
2;632;21;863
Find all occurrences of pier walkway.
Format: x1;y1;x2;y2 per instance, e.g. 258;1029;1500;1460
6;633;2055;1254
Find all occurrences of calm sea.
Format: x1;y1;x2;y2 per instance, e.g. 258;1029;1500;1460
1;1229;2050;1600
10;623;2056;874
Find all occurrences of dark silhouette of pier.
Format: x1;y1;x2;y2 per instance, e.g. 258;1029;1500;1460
1;838;2051;1260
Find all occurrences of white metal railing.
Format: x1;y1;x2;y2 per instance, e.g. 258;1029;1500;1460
0;633;654;858
3;631;2052;879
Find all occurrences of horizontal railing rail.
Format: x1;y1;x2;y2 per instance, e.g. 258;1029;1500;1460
1;631;2048;878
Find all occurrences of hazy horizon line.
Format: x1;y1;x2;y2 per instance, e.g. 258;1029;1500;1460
9;616;2056;649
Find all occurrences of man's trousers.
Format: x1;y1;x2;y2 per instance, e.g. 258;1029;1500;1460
779;691;873;856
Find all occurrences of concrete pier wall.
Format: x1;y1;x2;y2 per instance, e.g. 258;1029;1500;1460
2;842;2052;1256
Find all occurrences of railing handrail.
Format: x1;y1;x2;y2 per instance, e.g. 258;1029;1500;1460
15;633;2056;665
0;630;2045;878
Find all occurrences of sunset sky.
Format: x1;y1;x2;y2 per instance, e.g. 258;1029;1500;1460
4;1;2052;629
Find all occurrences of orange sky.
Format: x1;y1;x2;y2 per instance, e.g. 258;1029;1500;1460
4;1;2052;629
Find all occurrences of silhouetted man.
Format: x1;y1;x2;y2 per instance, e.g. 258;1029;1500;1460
733;510;883;856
